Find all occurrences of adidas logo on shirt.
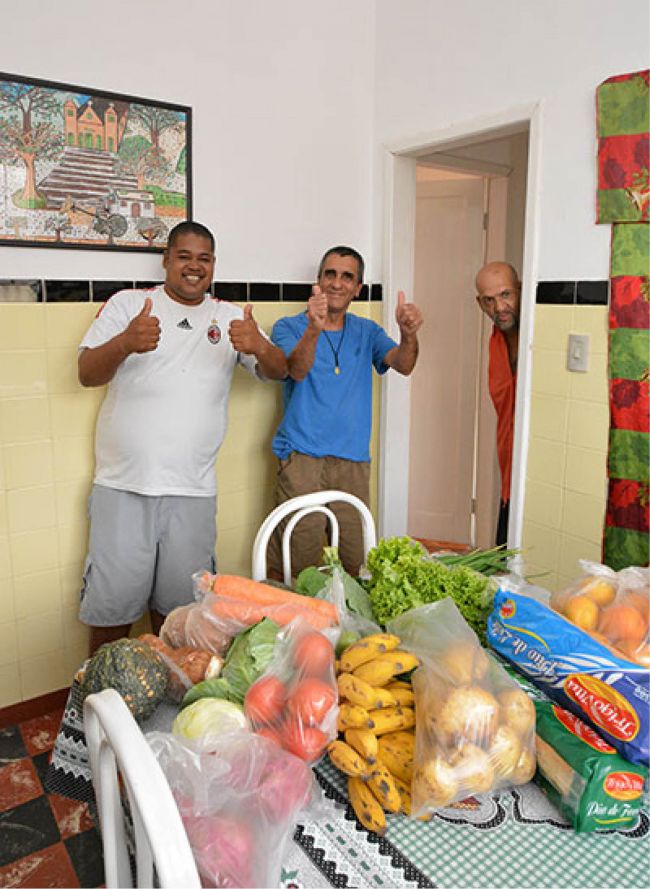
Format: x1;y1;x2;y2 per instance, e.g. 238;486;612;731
177;318;192;330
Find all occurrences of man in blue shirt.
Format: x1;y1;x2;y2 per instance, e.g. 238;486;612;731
268;245;423;579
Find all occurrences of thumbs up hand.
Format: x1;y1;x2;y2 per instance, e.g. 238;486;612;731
395;290;423;339
229;303;263;354
123;297;161;354
306;285;328;330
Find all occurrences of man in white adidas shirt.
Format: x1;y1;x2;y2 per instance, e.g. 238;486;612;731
78;221;287;655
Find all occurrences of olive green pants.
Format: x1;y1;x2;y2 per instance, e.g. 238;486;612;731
266;452;371;580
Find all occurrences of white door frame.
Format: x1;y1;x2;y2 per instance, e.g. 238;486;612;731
378;102;543;550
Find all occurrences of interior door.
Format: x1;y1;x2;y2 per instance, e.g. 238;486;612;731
407;176;486;545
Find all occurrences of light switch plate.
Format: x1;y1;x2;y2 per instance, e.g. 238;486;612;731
567;333;590;372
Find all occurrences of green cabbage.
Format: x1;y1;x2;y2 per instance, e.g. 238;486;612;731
181;618;280;708
172;698;247;740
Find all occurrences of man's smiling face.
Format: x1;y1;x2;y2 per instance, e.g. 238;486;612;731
163;232;215;305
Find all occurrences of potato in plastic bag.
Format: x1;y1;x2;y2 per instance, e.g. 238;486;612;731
388;598;536;817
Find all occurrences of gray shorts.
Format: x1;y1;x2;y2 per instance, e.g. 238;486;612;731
79;484;217;626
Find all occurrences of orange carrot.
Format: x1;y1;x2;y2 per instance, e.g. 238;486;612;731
212;575;339;623
210;596;333;630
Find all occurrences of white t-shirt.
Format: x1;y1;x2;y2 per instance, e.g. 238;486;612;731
80;286;262;496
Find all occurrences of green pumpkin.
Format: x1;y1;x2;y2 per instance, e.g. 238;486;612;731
79;638;168;720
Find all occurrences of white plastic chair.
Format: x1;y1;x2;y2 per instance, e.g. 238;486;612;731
83;689;201;889
252;489;377;584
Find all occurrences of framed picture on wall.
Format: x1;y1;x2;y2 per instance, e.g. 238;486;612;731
0;72;192;252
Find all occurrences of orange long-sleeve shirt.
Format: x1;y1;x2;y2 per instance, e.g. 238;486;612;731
488;327;516;503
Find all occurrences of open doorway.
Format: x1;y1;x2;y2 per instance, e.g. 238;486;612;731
378;110;538;553
408;131;528;549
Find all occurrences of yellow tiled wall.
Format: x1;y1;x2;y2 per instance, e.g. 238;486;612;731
522;305;610;591
0;300;383;707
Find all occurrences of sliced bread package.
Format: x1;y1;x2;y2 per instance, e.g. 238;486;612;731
534;699;647;832
488;589;649;766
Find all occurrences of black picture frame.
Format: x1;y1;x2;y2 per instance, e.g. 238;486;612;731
0;71;192;252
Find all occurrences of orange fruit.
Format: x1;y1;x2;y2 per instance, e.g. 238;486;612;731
621;590;650;622
598;604;648;647
564;595;600;632
549;586;574;615
583;578;616;608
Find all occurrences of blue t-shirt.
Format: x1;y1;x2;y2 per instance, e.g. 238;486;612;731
271;312;397;462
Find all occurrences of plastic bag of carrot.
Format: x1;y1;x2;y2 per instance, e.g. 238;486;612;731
195;572;340;632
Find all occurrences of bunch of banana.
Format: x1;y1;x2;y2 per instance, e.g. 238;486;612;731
327;632;420;834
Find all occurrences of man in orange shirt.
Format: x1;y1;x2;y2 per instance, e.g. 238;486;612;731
475;262;520;546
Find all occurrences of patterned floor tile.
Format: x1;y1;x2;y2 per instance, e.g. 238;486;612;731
0;726;28;765
0;841;79;888
30;751;52;787
65;828;105;888
20;711;64;757
0;759;43;813
0;795;60;867
48;793;95;840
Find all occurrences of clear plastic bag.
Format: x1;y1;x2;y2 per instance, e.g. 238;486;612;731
243;617;338;763
147;730;320;888
388;598;536;816
549;560;649;664
160;601;235;656
138;633;224;702
319;567;382;653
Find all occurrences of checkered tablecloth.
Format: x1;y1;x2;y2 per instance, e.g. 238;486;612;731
47;682;650;889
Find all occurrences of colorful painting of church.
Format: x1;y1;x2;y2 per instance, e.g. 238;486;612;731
0;72;191;251
63;97;129;153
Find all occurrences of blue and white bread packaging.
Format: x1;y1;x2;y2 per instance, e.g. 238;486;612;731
488;582;649;767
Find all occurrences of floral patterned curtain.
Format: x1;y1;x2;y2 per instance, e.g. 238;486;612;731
597;69;649;569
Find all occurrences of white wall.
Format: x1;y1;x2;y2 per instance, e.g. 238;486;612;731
0;0;375;283
372;0;650;280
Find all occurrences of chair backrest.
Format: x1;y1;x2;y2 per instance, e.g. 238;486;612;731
83;689;200;889
251;489;377;584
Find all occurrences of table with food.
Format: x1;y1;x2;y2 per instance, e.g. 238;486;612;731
46;539;650;888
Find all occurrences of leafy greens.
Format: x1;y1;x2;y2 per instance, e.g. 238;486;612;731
365;536;495;644
181;617;280;708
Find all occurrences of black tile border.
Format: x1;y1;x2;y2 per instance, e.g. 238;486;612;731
282;282;312;302
249;282;280;302
0;277;612;306
0;278;385;303
214;281;247;302
91;280;133;302
577;280;609;305
536;280;610;306
536;281;576;304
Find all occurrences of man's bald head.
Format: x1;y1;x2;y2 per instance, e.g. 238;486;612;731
475;262;520;293
475;262;521;333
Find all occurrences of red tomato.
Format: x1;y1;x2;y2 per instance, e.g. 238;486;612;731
282;720;328;762
293;632;334;677
244;675;286;726
287;677;336;726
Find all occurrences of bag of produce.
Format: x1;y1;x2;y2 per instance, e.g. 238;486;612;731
388;598;536;816
181;618;281;709
148;730;319;888
328;630;421;835
137;633;224;702
192;570;340;631
488;578;650;766
534;698;647;833
243;618;338;763
160;600;235;656
549;561;649;665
